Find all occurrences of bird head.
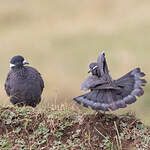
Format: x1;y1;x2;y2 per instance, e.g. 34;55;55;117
88;62;98;75
88;51;109;77
10;55;29;68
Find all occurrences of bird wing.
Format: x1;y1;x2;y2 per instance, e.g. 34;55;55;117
81;75;119;91
80;75;109;91
27;66;44;91
97;51;109;76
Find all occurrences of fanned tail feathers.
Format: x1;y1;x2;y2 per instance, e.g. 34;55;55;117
73;68;146;111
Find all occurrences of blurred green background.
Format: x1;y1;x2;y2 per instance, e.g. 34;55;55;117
0;0;149;124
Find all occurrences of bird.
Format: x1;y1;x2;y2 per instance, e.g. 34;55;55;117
73;51;147;111
5;55;44;107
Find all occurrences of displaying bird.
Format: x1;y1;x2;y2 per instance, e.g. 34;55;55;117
5;55;44;107
73;51;146;111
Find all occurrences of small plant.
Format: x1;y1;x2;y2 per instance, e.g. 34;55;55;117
1;109;16;125
0;136;13;149
13;127;21;133
99;136;114;149
17;107;33;116
72;129;81;138
54;131;63;138
94;127;114;149
34;123;49;136
58;119;72;130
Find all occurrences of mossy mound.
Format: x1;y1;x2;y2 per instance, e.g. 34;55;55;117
0;106;150;150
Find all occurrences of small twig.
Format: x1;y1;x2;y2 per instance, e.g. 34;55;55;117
128;119;137;128
95;127;114;149
114;121;122;150
88;130;94;150
94;127;107;139
115;135;120;150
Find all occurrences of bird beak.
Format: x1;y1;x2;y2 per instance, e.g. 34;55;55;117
23;60;29;65
10;63;16;68
88;69;91;73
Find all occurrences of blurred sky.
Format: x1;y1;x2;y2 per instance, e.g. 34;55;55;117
0;0;149;124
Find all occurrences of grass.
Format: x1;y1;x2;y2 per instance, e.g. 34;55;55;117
0;105;150;150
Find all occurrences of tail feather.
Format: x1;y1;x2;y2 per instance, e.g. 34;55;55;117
123;95;136;104
114;68;146;106
73;90;110;111
131;88;144;97
115;68;146;97
73;68;146;111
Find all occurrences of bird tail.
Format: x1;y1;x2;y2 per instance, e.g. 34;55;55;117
114;68;146;102
73;89;127;111
73;68;146;111
73;90;112;111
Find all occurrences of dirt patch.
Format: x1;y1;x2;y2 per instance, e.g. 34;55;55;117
0;106;150;150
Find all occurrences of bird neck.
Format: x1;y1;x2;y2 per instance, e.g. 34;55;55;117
11;65;25;70
11;66;27;78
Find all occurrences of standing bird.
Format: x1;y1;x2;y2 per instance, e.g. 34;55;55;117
73;51;146;111
5;55;44;107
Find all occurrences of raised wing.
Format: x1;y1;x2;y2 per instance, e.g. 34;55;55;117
97;51;109;76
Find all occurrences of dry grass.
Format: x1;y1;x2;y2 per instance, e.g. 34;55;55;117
0;1;149;124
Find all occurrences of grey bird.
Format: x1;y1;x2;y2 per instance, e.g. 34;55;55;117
5;55;44;107
73;51;146;111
